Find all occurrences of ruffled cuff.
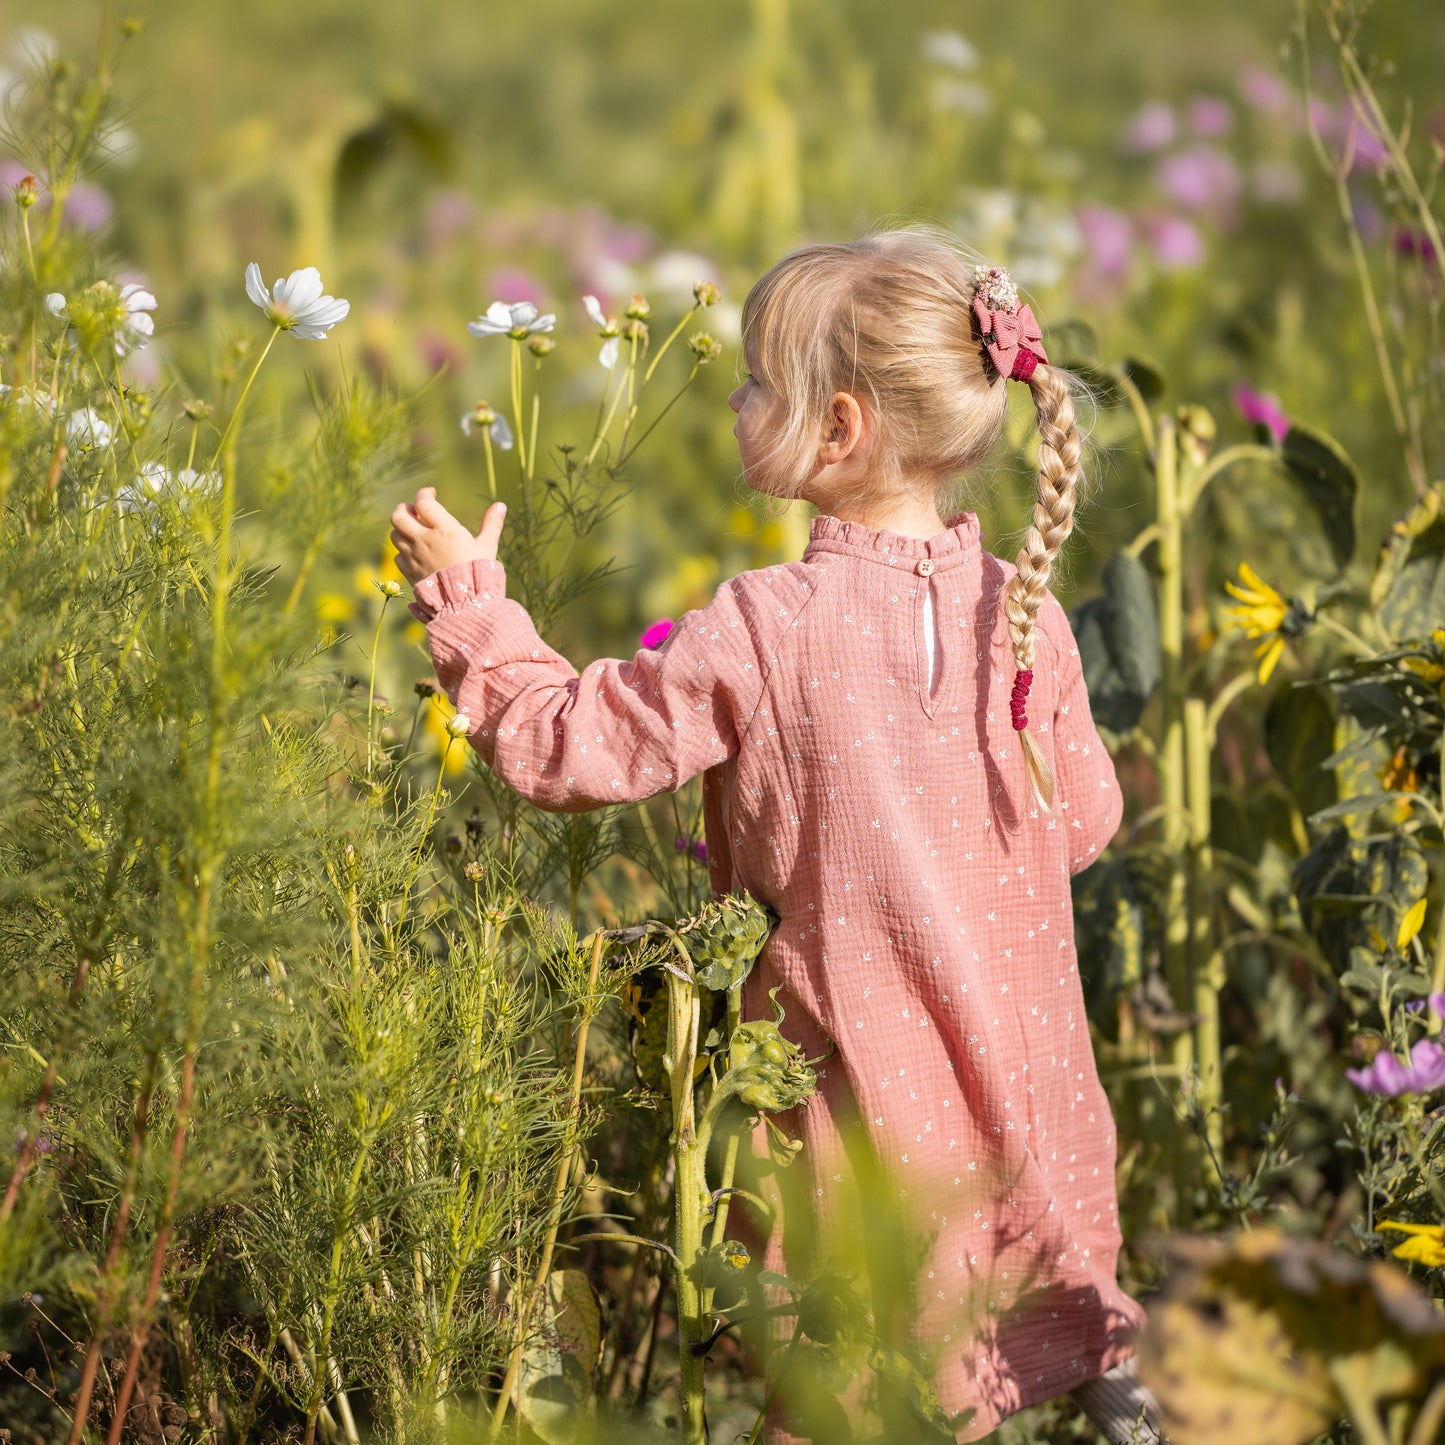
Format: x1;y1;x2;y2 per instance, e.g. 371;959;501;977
408;557;508;623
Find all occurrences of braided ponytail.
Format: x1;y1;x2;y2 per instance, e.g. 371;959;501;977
1002;362;1082;812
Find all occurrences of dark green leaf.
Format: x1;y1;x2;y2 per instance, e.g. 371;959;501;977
1264;685;1336;819
1122;354;1167;401
1279;424;1360;571
1049;318;1099;366
1070;552;1161;732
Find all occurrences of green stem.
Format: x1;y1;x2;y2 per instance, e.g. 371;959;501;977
642;303;700;385
365;595;392;780
1185;698;1223;1170
1182;443;1287;514
615;366;701;471
1312;610;1375;658
208;326;281;476
483;428;497;501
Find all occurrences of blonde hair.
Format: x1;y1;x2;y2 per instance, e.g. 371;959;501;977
740;227;1085;808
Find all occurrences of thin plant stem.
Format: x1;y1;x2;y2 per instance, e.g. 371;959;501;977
365;594;393;779
489;932;605;1433
642;303;700;385
614;366;701;471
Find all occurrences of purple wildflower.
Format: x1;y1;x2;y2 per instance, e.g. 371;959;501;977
1188;97;1234;137
1347;1038;1445;1096
674;835;707;864
1123;101;1176;154
639;618;674;650
1233;385;1290;443
1157;145;1243;215
1394;226;1440;265
1239;66;1290;115
1076;204;1133;277
1137;211;1205;269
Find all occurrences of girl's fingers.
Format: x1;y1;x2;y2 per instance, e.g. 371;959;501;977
414;490;451;527
475;501;507;560
390;502;424;537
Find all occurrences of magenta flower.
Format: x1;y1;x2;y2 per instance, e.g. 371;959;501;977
1233;385;1290;443
1239;66;1290;115
639;618;674;649
1123;101;1176;153
1344;105;1391;173
675;835;708;864
1188;97;1234;137
1137;212;1204;269
1076;204;1133;277
62;182;113;233
1156;145;1243;214
1347;1038;1445;1096
1395;227;1440;265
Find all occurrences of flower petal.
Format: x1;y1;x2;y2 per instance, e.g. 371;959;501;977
485;301;514;328
490;413;514;450
244;262;270;311
599;336;620;370
276;267;324;313
1255;636;1285;684
509;301;538;328
530;312;556;333
583;294;606;327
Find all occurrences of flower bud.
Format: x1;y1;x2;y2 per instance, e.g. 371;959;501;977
624;292;651;321
622;318;649;345
693;280;721;307
464;861;487;882
122;16;143;35
527;334;555;358
43;293;66;318
687;332;723;364
182;398;213;421
415;678;440;698
376;578;402;598
445;713;472;738
14;175;38;210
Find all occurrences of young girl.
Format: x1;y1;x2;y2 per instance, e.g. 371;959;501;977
390;229;1162;1443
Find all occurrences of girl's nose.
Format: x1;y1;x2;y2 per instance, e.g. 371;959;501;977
727;384;745;413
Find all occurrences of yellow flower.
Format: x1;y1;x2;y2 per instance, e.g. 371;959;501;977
1222;562;1311;684
1398;897;1428;951
316;592;353;624
1378;1220;1445;1267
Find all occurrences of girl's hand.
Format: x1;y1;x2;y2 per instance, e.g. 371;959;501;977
389;487;506;587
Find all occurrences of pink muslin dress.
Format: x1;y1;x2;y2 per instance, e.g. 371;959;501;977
410;512;1145;1438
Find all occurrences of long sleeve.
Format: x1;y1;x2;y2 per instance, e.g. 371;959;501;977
1041;596;1124;874
409;557;774;812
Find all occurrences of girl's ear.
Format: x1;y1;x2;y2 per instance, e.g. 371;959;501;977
820;391;866;464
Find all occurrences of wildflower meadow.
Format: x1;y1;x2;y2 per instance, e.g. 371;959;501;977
1;1;1444;1442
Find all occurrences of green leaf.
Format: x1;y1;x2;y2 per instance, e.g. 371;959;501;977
516;1269;602;1443
1070;552;1161;732
1279;424;1360;571
1049;319;1099;365
1122;354;1167;401
1370;487;1445;644
1265;685;1336;820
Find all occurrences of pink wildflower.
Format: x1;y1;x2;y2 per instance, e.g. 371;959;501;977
1239;66;1290;115
1137;212;1205;269
639;618;674;650
1188;97;1234;137
1347;1038;1445;1096
1233;385;1290;443
1123;101;1176;154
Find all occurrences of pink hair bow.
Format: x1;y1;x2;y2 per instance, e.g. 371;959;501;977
972;297;1048;382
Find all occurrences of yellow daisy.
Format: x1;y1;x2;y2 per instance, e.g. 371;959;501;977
1222;562;1312;684
1378;1220;1445;1268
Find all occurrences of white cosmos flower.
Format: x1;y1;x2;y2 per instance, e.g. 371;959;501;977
244;263;350;339
0;384;54;415
467;300;556;339
460;409;514;449
582;295;622;370
118;462;220;512
115;283;156;355
65;407;113;450
44;292;66;317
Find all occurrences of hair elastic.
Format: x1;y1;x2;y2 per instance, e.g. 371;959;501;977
973;265;1048;384
1009;668;1033;731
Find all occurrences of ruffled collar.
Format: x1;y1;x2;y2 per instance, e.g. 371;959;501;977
803;512;982;572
